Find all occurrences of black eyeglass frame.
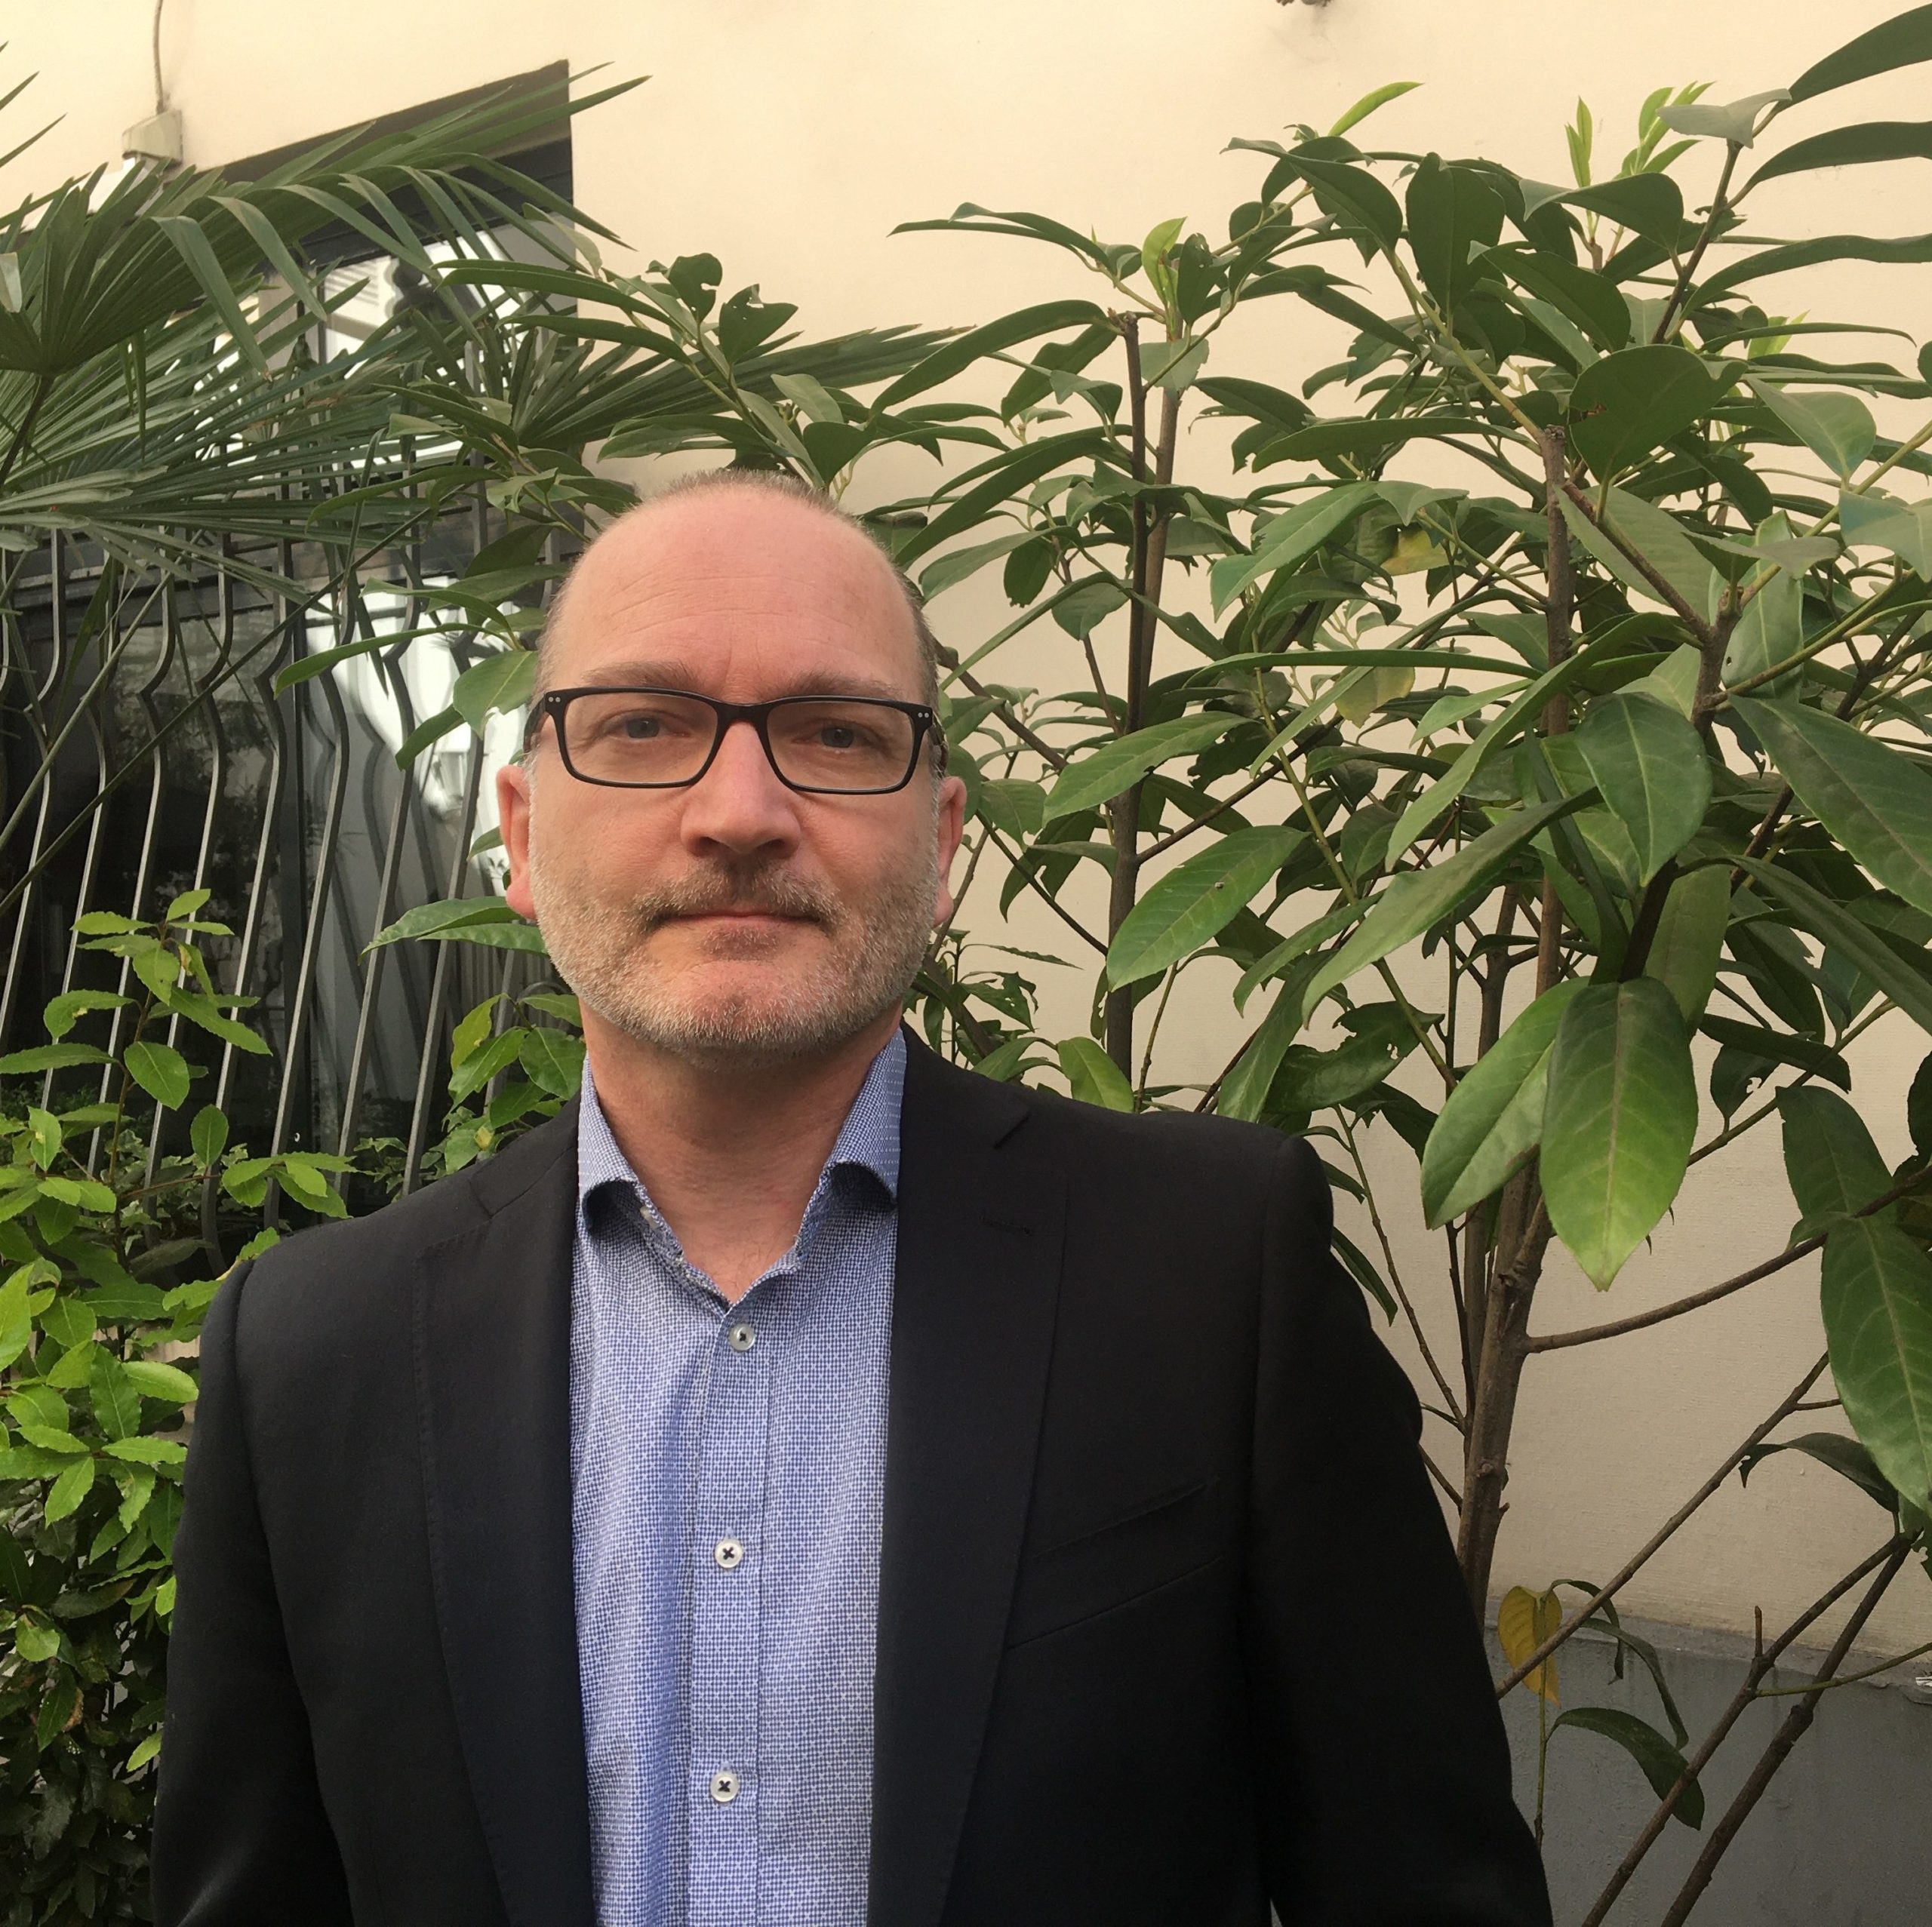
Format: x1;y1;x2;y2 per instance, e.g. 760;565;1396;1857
521;685;948;795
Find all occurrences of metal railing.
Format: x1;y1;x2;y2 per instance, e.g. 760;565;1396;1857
0;493;558;1207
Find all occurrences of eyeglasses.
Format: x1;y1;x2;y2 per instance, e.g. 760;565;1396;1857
522;686;946;795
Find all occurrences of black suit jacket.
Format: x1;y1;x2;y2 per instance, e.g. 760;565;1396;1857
152;1033;1549;1926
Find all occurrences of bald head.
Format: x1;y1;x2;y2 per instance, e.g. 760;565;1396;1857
534;472;943;711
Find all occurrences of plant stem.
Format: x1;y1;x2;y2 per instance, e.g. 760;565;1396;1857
1651;1540;1912;1927
1578;1530;1905;1927
1497;1354;1830;1697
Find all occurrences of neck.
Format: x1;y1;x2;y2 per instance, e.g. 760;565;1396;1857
581;1007;900;1302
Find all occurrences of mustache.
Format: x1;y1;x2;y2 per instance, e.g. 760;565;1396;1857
629;866;838;933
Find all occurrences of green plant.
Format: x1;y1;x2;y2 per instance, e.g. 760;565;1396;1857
838;8;1932;1910
0;893;352;1919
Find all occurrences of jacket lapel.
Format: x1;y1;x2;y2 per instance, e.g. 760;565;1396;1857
869;1037;1066;1927
413;1102;594;1927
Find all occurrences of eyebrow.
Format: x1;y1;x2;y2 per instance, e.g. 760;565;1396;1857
558;659;918;703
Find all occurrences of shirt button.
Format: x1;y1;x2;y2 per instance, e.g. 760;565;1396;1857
713;1537;745;1571
727;1322;755;1353
710;1769;740;1805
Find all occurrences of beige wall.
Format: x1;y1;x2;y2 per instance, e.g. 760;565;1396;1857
14;0;1932;1655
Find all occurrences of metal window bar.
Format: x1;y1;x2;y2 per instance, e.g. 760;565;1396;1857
0;484;563;1245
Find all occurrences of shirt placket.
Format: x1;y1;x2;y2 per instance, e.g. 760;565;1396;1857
685;1280;777;1924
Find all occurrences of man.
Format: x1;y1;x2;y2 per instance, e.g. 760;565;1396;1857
152;473;1551;1926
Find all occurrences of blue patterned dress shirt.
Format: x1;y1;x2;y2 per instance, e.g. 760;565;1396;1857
568;1031;903;1927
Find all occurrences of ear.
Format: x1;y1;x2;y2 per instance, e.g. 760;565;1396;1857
497;761;537;921
931;773;969;927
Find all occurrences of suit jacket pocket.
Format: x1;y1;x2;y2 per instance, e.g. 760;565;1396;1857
1003;1477;1221;1648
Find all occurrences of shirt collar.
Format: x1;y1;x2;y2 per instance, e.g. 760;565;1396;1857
575;1026;906;1232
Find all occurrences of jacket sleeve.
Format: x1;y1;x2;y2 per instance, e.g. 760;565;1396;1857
1243;1136;1552;1926
149;1259;352;1926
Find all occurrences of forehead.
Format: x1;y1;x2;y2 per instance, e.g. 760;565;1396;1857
544;492;924;697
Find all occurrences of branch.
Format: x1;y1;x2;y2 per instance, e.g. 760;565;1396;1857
981;825;1107;955
1558;472;1718;647
1579;1530;1908;1927
1525;1168;1928;1352
1653;1539;1914;1927
944;662;1068;772
1495;1352;1830;1697
1651;140;1743;345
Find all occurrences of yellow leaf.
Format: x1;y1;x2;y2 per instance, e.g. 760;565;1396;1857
1386;527;1447;575
1497;1584;1564;1704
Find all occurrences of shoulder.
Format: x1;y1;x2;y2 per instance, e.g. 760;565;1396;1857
223;1103;578;1345
909;1036;1308;1205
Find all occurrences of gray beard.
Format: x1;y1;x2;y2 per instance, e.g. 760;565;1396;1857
527;841;938;1069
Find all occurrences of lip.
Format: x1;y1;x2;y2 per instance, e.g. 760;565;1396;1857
667;909;809;924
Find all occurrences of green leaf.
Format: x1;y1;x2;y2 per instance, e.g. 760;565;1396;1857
1644;865;1730;1021
87;1353;140;1443
1541;980;1698;1289
1739;1431;1897;1510
38;1176;117;1212
518;1027;584;1099
1723;516;1805;693
1209;481;1380;612
101;1436;186;1468
1733;699;1932;915
1822;1219;1932;1511
1422;982;1587;1227
874;300;1109;409
451;650;537;733
1748;119;1932;191
1702;1016;1850;1090
1106;827;1300;988
1552;1706;1704;1829
122;1041;191;1111
1044;715;1232;819
1746;376;1876;478
1838;490;1932;574
1791;5;1932;101
395;704;465;770
0;1043;111;1075
40;991;131;1040
1576;693;1711;882
1568;346;1717;477
1327;79;1422;139
1304;796;1580;1010
368;896;548;955
0;1271;32;1371
1269;152;1404;252
168;991;271;1057
1405;156;1504;312
122;1360;197;1404
1738;857;1932;1037
1254;414;1492;469
44;1455;96;1524
1050;579;1129;639
190;1105;229;1169
1217;983;1309;1124
1489;247;1630;349
1571;488;1721;617
1780;1086;1892;1223
918;530;1035;600
14;1618;58;1664
23;1108;62;1173
1562;174;1685;245
1057;1037;1134;1112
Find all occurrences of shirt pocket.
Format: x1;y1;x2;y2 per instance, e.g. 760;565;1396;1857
1003;1477;1222;1649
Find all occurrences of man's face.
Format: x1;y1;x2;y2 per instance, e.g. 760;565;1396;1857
497;490;967;1068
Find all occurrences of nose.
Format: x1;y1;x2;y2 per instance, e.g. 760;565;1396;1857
676;716;803;861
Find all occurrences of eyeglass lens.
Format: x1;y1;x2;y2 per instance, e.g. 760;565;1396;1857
559;691;918;791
